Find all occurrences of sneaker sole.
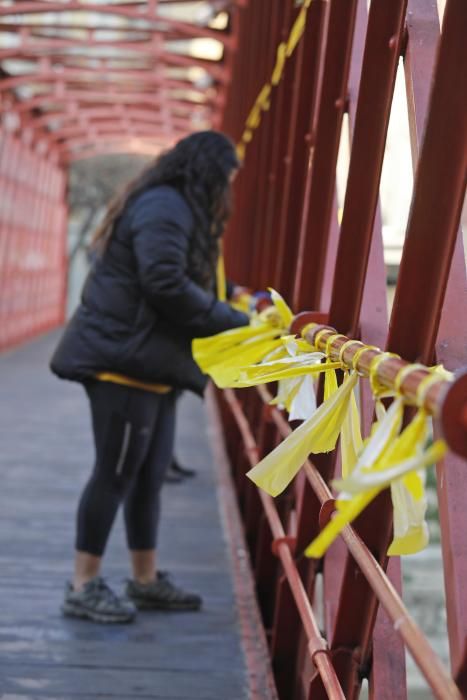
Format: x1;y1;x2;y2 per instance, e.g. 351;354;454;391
130;598;202;612
61;602;136;624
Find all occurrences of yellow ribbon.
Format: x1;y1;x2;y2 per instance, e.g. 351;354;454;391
237;2;313;159
351;344;381;374
271;42;287;86
368;351;400;397
394;362;426;395
236;142;246;161
216;242;227;302
95;373;172;394
338;339;364;366
340;371;363;478
257;83;272;110
247;371;359;497
286;7;307;57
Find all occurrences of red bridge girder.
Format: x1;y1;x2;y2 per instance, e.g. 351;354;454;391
0;1;243;356
0;0;241;161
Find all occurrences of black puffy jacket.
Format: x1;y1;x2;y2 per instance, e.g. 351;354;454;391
50;185;249;395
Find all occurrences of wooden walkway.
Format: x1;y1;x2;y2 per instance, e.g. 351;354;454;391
0;332;275;700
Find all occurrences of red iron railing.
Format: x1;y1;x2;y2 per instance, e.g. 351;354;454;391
0;131;67;351
220;0;467;697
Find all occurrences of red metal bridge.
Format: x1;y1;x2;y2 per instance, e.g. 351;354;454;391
0;1;466;698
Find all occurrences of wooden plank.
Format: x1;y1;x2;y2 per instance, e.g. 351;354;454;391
0;331;272;699
0;664;247;699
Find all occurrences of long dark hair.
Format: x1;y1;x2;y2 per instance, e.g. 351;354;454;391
92;130;239;288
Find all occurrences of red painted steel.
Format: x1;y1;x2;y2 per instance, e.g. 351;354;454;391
292;0;358;311
218;0;467;698
328;0;408;337
0;3;235;44
223;388;346;700
0;0;244;350
402;6;467;685
0;0;239;161
221;380;462;699
274;0;327;303
0;129;67;350
387;0;467;364
315;2;410;694
1;0;466;696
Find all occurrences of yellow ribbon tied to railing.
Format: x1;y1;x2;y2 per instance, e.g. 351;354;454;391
193;288;292;382
237;0;314;161
197;282;450;558
269;335;322;420
207;315;341;390
247;371;359;497
338;371;363;479
305;388;447;559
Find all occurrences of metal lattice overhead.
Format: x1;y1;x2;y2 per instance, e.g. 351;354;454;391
0;0;242;162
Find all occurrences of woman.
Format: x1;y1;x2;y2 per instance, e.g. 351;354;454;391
51;130;249;624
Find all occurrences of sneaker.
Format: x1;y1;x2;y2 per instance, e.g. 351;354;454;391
62;576;137;624
126;571;202;611
164;459;196;483
170;458;196;478
164;464;184;484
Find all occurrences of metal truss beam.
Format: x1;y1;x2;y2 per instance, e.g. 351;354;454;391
0;39;229;82
48;121;185;143
0;70;222;97
56;131;178;152
4;91;216;116
0;3;234;47
62;141;164;161
32;107;194;130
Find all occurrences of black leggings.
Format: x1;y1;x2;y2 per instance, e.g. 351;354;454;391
76;380;176;556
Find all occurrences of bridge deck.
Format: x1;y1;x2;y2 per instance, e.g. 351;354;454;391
0;332;274;700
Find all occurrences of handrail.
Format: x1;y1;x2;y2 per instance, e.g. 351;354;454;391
289;316;467;460
252;384;462;699
220;0;467;696
224;388;346;700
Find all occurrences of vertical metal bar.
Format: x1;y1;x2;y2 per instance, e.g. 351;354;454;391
254;0;294;291
267;2;303;294
0;131;9;350
274;0;327;303
387;0;467;363
245;406;276;559
293;0;358;310
300;3;410;698
242;0;275;288
1;137;21;348
290;14;362;677
339;5;405;695
321;0;465;697
57;165;69;326
404;0;439;164
403;0;467;690
223;0;259;283
328;0;409;337
269;578;302;698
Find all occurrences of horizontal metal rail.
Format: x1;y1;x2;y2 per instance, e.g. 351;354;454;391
224;388;346;700
223;383;462;699
288;318;467;460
